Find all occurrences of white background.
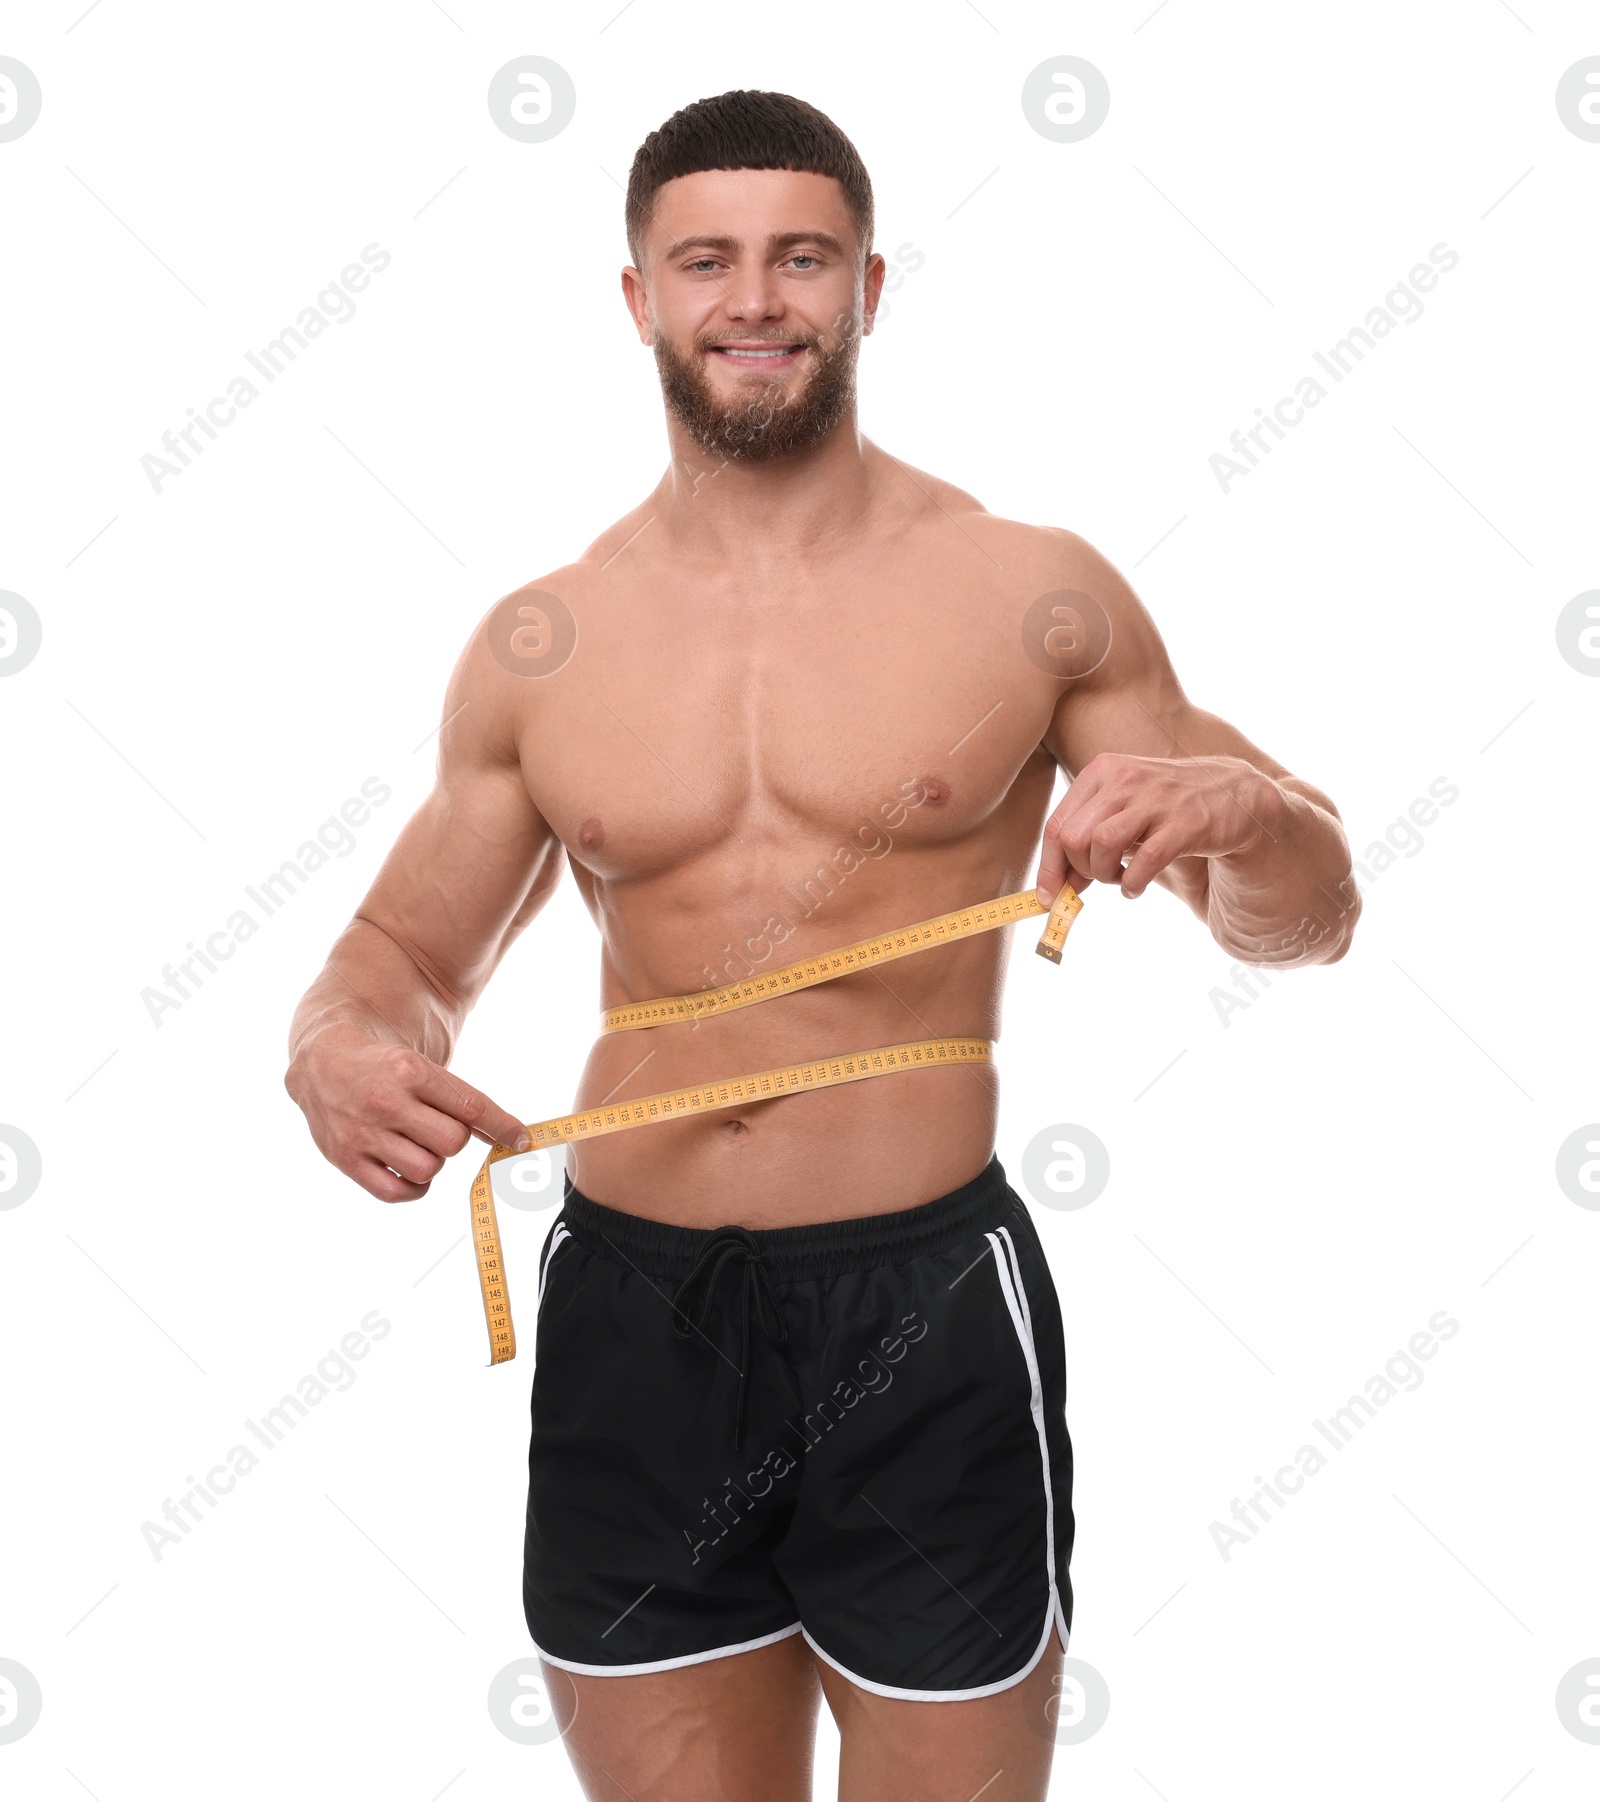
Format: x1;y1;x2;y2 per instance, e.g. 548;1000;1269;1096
2;1;1596;1797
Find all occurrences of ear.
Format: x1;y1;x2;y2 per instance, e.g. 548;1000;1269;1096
620;265;653;344
861;250;887;337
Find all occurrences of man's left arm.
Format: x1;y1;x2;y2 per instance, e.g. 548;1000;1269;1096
1033;533;1360;968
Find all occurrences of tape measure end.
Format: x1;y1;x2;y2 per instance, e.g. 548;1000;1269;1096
1035;942;1063;965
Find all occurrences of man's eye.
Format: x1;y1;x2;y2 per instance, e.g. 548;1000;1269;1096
789;255;818;270
688;259;719;273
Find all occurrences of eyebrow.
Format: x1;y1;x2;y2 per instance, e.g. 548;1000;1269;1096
663;229;849;262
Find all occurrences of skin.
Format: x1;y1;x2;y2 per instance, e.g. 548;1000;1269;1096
286;165;1358;1799
551;1629;1065;1802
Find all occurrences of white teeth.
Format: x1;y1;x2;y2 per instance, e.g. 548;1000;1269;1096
720;347;793;358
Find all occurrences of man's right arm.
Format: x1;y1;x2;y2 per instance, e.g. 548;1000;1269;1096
284;619;566;1202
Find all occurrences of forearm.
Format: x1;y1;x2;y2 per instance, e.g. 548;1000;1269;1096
1201;776;1359;967
287;916;466;1078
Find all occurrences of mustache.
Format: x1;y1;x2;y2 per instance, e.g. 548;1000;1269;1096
700;332;817;349
695;316;862;355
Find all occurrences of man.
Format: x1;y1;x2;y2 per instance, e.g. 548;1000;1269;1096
286;90;1358;1802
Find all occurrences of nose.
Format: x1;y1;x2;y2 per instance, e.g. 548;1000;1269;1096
716;262;789;332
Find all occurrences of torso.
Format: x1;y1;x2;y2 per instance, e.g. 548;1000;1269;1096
503;448;1077;1227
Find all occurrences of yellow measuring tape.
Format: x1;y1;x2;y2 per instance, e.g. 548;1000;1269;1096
469;881;1084;1364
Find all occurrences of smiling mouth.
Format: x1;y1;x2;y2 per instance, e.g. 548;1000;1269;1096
708;344;808;366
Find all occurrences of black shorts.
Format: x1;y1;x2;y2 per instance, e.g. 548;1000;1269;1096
523;1153;1073;1699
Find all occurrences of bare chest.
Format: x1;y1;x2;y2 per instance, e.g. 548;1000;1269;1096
516;553;1061;884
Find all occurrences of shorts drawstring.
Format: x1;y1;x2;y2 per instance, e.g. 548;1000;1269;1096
669;1225;789;1451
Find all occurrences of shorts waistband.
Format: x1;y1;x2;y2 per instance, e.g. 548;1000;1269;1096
556;1153;1018;1283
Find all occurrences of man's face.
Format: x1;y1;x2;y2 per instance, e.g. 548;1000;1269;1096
624;168;883;463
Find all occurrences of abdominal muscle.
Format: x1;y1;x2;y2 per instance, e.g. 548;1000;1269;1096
559;904;1013;1231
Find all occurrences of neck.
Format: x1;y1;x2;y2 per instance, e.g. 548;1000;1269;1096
650;411;882;566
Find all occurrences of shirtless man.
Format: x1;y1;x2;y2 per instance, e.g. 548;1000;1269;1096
286;90;1358;1802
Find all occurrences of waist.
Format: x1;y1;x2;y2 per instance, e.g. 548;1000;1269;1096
575;985;1002;1096
556;1151;1017;1282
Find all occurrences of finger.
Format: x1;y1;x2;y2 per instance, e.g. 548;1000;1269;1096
408;1061;529;1151
1119;825;1187;899
369;1129;447;1188
1048;784;1132;890
1037;791;1116;902
372;1094;484;1162
1085;808;1152;886
349;1156;430;1205
1035;830;1069;904
1035;833;1093;905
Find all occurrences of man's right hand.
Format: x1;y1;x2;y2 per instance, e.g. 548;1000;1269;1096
285;1030;529;1203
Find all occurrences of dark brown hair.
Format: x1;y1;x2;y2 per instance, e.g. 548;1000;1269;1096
626;90;874;272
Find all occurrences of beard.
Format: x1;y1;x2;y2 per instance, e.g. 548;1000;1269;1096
651;315;862;464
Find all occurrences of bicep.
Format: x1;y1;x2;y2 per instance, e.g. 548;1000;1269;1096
1037;533;1341;900
1042;538;1261;765
354;652;564;1009
1050;682;1306;795
1040;532;1335;799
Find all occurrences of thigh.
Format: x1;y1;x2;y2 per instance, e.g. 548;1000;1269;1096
820;1631;1064;1802
775;1200;1073;1696
546;1631;822;1802
526;1223;804;1669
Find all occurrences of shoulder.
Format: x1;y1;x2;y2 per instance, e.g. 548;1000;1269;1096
883;465;1127;610
958;516;1128;593
464;493;657;638
872;452;1111;580
951;510;1160;635
456;561;589;682
426;556;590;773
909;499;1173;692
449;481;669;696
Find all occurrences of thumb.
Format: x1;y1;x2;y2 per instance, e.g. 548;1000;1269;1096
415;1064;530;1153
468;1097;534;1154
1035;831;1092;907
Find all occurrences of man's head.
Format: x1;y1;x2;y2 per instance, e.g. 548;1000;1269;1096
622;91;884;464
